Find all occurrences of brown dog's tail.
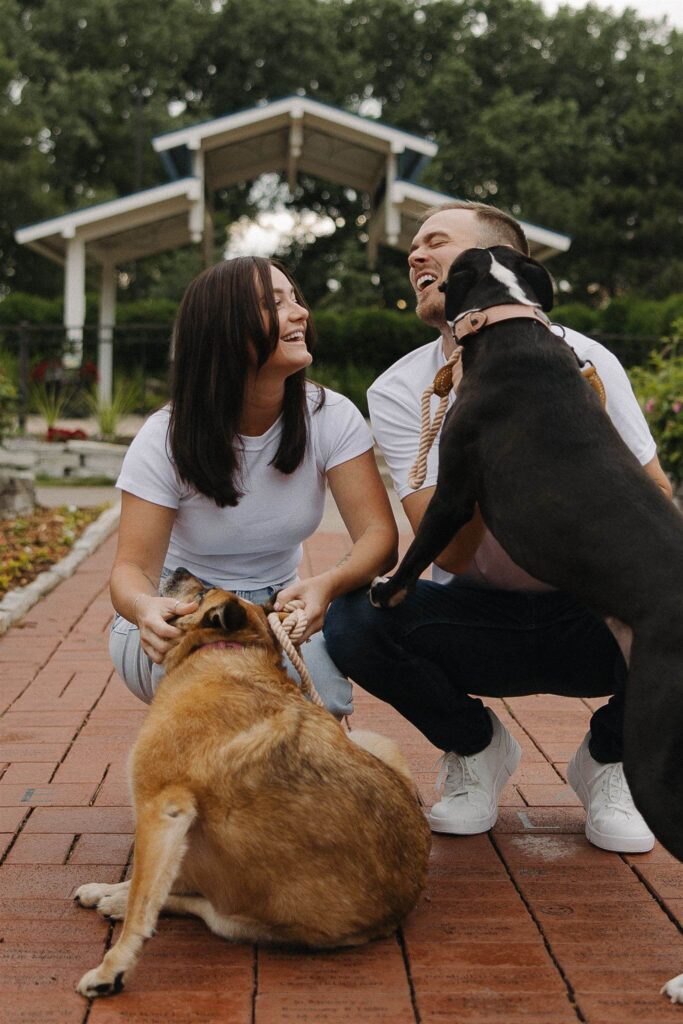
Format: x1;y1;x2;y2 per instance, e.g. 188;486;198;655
347;729;421;802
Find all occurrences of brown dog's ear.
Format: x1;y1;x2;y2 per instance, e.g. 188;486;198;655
201;598;248;633
440;267;477;323
160;566;200;599
515;256;555;313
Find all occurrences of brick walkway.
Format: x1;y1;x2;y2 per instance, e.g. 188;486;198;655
1;531;682;1023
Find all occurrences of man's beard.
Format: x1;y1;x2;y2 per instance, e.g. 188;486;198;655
416;292;446;331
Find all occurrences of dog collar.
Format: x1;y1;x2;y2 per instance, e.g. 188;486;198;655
452;304;551;340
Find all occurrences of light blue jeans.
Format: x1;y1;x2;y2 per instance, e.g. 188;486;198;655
109;569;353;719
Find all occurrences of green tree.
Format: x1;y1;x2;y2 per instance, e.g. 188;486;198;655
4;0;683;306
4;0;206;293
0;0;62;293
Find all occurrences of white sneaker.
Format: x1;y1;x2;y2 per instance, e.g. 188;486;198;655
567;733;655;853
427;709;521;835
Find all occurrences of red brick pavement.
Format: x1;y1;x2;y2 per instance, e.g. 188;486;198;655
0;531;682;1023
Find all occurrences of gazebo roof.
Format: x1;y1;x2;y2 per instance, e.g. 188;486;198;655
384;181;571;259
15;178;202;266
152;95;437;195
15;96;571;270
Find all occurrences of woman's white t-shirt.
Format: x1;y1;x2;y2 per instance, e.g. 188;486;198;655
116;386;372;590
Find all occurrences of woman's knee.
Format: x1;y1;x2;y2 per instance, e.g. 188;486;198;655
109;616;155;705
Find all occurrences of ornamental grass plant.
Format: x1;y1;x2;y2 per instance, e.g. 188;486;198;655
84;378;142;440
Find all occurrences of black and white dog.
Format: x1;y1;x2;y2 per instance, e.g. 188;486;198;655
370;246;683;873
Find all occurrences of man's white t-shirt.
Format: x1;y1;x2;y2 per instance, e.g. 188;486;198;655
368;327;657;591
116;386;372;590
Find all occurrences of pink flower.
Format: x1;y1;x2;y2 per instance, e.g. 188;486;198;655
673;401;681;414
645;398;655;412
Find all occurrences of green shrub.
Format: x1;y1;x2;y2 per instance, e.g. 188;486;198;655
628;329;683;485
624;299;667;338
0;293;178;327
116;298;178;324
661;294;683;333
0;369;17;443
314;309;432;372
553;303;599;334
307;364;376;417
600;298;630;335
0;348;18;385
0;292;62;325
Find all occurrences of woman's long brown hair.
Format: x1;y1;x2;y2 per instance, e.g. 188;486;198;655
168;257;323;507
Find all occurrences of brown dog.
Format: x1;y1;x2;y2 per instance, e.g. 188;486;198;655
75;568;430;998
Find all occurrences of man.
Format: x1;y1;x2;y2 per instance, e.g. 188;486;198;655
324;200;673;853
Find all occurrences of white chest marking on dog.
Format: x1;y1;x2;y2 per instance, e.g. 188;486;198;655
489;253;531;304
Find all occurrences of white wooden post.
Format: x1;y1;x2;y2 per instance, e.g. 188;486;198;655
63;234;86;369
384;147;402;247
287;104;304;192
98;262;116;406
189;144;205;244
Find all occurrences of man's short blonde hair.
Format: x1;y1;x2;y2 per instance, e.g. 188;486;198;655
420;200;530;256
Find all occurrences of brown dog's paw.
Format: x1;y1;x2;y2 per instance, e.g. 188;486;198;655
74;882;114;908
77;965;126;999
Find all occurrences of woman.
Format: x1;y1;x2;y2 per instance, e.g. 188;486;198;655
109;256;397;718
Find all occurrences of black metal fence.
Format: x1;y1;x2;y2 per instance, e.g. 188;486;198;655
0;322;173;430
0;319;661;433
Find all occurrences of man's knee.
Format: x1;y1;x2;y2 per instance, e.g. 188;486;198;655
324;588;386;672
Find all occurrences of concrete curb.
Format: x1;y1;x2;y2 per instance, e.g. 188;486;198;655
0;501;121;636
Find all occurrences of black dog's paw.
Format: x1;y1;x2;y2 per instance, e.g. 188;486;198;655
369;576;409;609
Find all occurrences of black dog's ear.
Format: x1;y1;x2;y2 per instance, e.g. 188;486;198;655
440;267;477;322
516;257;555;313
201;598;247;633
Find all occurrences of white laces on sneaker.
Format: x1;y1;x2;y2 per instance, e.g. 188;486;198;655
599;762;636;817
435;751;480;799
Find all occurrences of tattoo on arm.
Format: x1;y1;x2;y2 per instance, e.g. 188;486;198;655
113;561;159;592
335;551;351;569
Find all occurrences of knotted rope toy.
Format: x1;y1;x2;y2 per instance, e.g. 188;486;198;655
407;321;607;492
266;601;327;710
408;345;463;490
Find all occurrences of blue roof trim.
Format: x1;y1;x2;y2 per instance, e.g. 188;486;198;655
160;151;179;181
398;151;430;184
160;146;193;182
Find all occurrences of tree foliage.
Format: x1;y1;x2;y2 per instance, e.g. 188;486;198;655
2;0;683;303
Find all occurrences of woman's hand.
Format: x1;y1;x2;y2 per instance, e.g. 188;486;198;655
134;594;199;664
274;575;335;643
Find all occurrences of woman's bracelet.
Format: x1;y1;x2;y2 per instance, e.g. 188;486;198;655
132;593;149;627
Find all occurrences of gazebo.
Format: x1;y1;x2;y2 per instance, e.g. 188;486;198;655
15;95;570;403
